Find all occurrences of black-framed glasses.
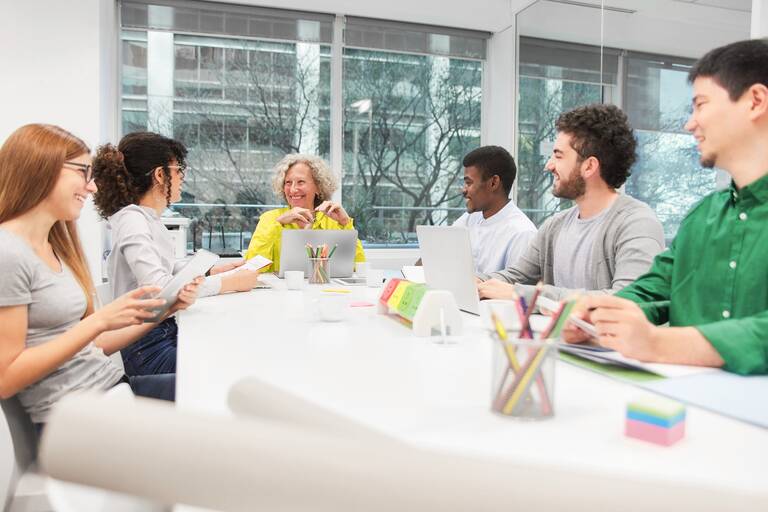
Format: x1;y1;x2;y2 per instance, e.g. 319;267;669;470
63;161;94;184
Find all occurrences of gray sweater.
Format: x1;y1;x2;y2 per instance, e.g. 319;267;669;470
483;194;665;301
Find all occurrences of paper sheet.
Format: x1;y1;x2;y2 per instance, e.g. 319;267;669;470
401;265;425;283
215;255;272;277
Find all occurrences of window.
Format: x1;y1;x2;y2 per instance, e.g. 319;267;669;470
120;1;332;254
517;38;713;240
623;52;713;240
517;37;619;225
342;17;486;246
120;2;488;253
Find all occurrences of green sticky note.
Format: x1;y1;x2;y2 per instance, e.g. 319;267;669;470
628;396;685;420
400;285;427;320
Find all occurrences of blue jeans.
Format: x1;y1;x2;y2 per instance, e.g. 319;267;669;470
126;374;176;402
122;317;177;376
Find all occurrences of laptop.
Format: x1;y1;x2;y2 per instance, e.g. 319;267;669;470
279;229;358;278
416;226;481;315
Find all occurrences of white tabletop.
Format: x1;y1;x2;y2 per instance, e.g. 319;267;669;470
177;277;768;497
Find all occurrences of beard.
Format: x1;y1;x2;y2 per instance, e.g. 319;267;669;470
553;172;586;200
700;154;716;169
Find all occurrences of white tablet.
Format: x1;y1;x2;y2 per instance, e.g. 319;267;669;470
145;249;220;322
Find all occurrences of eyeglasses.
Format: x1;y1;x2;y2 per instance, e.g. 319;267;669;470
64;161;94;184
145;164;187;179
168;164;187;179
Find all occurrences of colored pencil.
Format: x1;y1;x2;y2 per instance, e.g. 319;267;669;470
519;281;543;338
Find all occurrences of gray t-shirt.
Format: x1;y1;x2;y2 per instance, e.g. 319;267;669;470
0;229;123;423
552;207;610;290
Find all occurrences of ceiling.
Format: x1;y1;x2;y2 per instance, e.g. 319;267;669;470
519;0;751;58
210;0;753;40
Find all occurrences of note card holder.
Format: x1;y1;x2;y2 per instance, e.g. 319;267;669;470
378;278;463;337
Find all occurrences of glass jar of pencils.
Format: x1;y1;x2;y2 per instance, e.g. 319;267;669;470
491;337;557;420
307;257;331;284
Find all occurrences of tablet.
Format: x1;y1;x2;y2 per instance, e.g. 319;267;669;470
145;249;220;322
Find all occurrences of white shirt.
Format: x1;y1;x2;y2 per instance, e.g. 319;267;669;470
453;200;537;274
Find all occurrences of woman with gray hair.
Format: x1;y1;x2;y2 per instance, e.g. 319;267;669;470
244;154;365;272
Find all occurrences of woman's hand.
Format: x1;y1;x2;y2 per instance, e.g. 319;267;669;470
276;207;314;228
221;269;261;293
167;277;204;315
92;286;165;332
315;201;350;226
209;260;245;275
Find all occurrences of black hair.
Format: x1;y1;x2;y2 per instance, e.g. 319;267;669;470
462;145;517;194
689;39;768;100
92;132;188;218
555;104;636;189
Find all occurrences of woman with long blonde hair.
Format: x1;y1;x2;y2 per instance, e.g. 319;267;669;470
0;124;192;426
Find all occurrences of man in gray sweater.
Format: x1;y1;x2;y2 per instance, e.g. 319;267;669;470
478;104;665;302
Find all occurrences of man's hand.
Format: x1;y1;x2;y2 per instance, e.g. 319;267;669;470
581;295;660;360
477;279;518;300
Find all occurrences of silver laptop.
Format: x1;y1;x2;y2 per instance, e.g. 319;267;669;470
279;229;358;278
416;226;481;315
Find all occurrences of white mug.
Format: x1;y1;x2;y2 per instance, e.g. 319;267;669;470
366;269;385;287
284;270;304;290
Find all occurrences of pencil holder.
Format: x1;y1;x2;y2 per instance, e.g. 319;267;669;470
491;338;557;420
307;257;331;284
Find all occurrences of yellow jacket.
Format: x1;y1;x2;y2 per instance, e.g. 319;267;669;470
244;207;366;272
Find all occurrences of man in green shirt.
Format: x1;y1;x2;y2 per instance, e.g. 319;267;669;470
576;39;768;375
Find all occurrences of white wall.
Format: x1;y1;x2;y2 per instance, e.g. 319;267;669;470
0;2;116;502
753;0;768;36
0;0;118;282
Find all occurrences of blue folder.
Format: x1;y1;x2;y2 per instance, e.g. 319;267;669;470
641;372;768;429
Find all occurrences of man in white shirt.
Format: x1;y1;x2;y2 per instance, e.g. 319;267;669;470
453;146;537;274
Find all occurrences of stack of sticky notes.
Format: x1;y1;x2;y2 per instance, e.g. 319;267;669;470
625;396;686;446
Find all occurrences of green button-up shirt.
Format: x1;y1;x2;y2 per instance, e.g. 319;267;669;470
616;174;768;375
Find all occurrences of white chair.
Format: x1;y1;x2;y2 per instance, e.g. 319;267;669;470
38;392;767;512
1;397;52;512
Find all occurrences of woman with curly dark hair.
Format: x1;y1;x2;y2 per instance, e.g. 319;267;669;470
93;132;261;377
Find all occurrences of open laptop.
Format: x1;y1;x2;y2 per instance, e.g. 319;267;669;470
279;229;358;278
416;226;481;315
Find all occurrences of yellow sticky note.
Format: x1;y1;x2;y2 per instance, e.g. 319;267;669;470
321;288;351;294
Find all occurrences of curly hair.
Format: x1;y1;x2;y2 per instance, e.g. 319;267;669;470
272;154;337;206
555;104;637;189
92;132;188;218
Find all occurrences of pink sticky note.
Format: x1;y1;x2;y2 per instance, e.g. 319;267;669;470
625;418;685;446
